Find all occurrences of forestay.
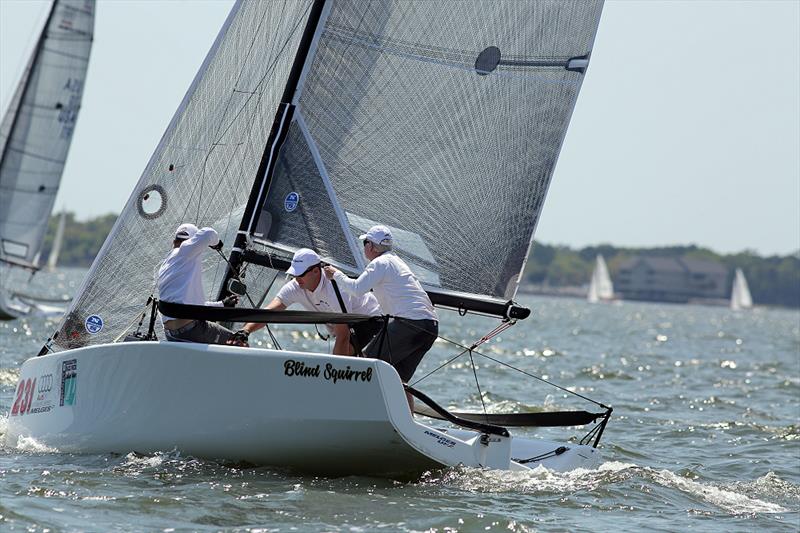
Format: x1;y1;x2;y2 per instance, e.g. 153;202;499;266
50;0;603;351
0;0;94;268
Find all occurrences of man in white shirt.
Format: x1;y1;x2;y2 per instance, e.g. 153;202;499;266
157;223;239;344
235;248;381;355
323;225;438;387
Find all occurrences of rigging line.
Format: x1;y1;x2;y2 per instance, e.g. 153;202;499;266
192;1;284;224
196;85;266;224
208;144;248;293
206;5;311;146
401;318;608;409
475;350;608;410
409;321;513;386
182;3;311;225
468;349;489;421
410;346;470;387
213;248;255;307
267;325;281;350
179;3;307;223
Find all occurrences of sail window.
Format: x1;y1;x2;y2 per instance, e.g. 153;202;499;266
137;185;167;219
475;46;501;75
2;239;29;258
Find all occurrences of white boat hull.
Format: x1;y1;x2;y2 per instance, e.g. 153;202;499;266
6;342;601;476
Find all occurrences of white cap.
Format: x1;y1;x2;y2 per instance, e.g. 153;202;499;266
175;223;198;241
359;225;393;246
287;248;321;276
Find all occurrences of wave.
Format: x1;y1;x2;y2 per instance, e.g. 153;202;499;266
0;367;20;387
14;435;59;454
420;461;793;515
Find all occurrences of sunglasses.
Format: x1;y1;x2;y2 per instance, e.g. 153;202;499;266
293;264;320;279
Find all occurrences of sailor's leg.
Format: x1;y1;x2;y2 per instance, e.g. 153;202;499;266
166;320;234;344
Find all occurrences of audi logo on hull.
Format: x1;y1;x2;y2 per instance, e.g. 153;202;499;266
38;374;54;393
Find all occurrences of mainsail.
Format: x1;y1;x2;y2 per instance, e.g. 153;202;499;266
0;0;94;270
51;0;604;351
730;268;753;310
587;254;614;303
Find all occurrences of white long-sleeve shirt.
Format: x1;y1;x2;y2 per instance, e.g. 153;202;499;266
157;227;222;322
276;275;381;334
333;252;437;321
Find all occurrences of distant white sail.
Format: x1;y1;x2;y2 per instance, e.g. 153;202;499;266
587;254;614;303
47;210;67;271
730;268;753;310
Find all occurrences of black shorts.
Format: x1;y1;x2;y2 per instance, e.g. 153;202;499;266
350;319;383;354
164;320;234;345
365;318;438;382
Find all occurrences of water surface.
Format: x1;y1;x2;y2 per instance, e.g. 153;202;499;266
1;268;798;531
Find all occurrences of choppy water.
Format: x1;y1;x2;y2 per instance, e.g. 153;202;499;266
1;268;798;531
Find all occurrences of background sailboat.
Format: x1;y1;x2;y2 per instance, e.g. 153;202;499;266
587;254;614;302
730;267;753;310
46;209;67;272
0;0;94;319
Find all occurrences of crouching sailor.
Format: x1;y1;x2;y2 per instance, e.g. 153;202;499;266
157;223;241;345
323;225;438;404
233;248;381;355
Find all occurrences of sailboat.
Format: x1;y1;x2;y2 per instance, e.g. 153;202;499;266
730;268;753;310
0;0;94;320
7;0;610;475
587;254;614;303
47;210;67;272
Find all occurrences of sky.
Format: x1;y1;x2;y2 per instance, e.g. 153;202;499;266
1;0;798;257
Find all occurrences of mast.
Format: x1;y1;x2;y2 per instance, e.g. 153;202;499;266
219;0;329;299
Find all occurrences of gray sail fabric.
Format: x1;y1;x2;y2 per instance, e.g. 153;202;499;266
255;121;357;270
258;0;604;300
0;0;94;266
52;0;314;350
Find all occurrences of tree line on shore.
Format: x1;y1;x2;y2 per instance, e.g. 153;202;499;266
41;213;800;308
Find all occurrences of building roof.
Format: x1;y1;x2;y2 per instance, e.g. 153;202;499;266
678;257;728;275
619;256;684;273
619;256;727;275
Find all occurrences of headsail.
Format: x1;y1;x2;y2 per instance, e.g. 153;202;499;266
0;0;94;269
51;1;316;350
51;0;604;351
730;268;753;310
588;254;614;302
